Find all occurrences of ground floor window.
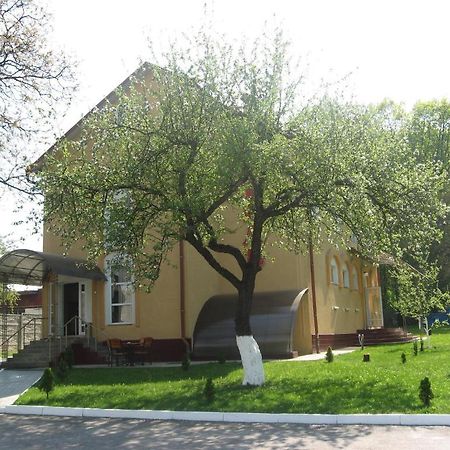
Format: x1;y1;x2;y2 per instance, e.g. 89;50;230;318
105;254;135;325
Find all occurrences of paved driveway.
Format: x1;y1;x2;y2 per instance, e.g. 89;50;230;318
0;415;449;449
0;369;43;406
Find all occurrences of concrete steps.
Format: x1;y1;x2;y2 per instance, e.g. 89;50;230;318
357;328;415;345
2;337;83;369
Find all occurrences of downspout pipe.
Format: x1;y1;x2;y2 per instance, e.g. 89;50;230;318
308;237;320;354
179;240;190;353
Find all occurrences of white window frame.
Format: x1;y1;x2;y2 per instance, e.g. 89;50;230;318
342;263;350;288
330;257;339;285
104;253;135;325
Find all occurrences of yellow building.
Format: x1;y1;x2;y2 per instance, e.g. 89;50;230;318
0;65;386;362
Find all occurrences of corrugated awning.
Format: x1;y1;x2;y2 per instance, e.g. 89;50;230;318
0;249;106;286
193;289;308;359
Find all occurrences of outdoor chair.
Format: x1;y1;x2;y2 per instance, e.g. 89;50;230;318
134;337;153;365
108;339;126;366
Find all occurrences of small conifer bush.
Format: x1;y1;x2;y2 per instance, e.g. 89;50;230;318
325;346;334;363
56;358;69;381
64;348;75;368
204;377;215;403
181;352;191;371
39;367;54;399
413;341;418;356
420;337;424;352
419;377;434;407
401;352;406;364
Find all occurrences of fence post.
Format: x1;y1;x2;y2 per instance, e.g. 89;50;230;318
17;313;22;351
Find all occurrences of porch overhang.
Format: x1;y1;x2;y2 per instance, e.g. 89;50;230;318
0;249;106;286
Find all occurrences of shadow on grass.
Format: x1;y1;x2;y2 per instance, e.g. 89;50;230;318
57;363;243;387
18;367;421;413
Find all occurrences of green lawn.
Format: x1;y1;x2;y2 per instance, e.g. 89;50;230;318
16;329;450;414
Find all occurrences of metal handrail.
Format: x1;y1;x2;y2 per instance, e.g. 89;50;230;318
86;322;110;351
63;315;111;363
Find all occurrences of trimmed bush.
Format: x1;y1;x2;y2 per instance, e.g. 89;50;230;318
401;352;406;364
181;352;191;371
203;377;215;403
56;358;69;381
420;337;424;352
63;347;75;368
38;368;54;399
419;377;434;407
413;341;418;356
325;346;334;363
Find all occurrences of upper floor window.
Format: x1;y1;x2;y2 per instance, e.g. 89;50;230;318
342;263;350;288
330;257;339;285
105;254;135;325
352;266;359;290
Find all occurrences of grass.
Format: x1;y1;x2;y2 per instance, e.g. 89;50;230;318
16;329;450;414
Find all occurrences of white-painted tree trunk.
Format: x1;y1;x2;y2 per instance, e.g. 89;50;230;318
236;335;265;386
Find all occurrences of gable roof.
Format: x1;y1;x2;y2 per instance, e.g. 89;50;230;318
31;62;155;171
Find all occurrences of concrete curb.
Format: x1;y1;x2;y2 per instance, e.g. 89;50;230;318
2;405;450;426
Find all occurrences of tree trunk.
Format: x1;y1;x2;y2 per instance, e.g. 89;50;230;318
235;281;265;386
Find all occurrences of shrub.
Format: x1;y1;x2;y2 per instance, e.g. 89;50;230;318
181;352;191;371
204;377;215;403
63;347;75;368
56;358;69;381
419;377;434;407
325;346;334;363
401;352;406;364
420;337;424;352
413;341;418;356
38;368;54;399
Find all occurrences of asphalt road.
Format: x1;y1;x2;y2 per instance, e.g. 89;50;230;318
1;414;450;449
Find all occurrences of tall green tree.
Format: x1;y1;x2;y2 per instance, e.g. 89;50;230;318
408;100;450;290
389;257;450;344
35;31;446;385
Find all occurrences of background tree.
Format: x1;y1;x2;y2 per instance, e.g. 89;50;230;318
0;238;17;307
35;31;446;385
389;257;450;344
407;100;450;291
0;0;74;194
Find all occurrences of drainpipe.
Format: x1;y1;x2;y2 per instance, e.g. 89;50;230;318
308;236;320;354
179;240;190;353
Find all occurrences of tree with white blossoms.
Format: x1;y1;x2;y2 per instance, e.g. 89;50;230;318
0;0;74;194
35;30;446;385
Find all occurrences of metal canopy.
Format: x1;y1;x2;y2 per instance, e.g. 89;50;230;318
0;249;106;286
193;289;308;360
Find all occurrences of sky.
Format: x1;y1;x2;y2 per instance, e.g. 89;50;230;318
1;0;450;252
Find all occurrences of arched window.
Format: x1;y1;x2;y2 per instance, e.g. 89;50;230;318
352;266;359;290
342;263;350;288
105;253;135;325
330;257;339;285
